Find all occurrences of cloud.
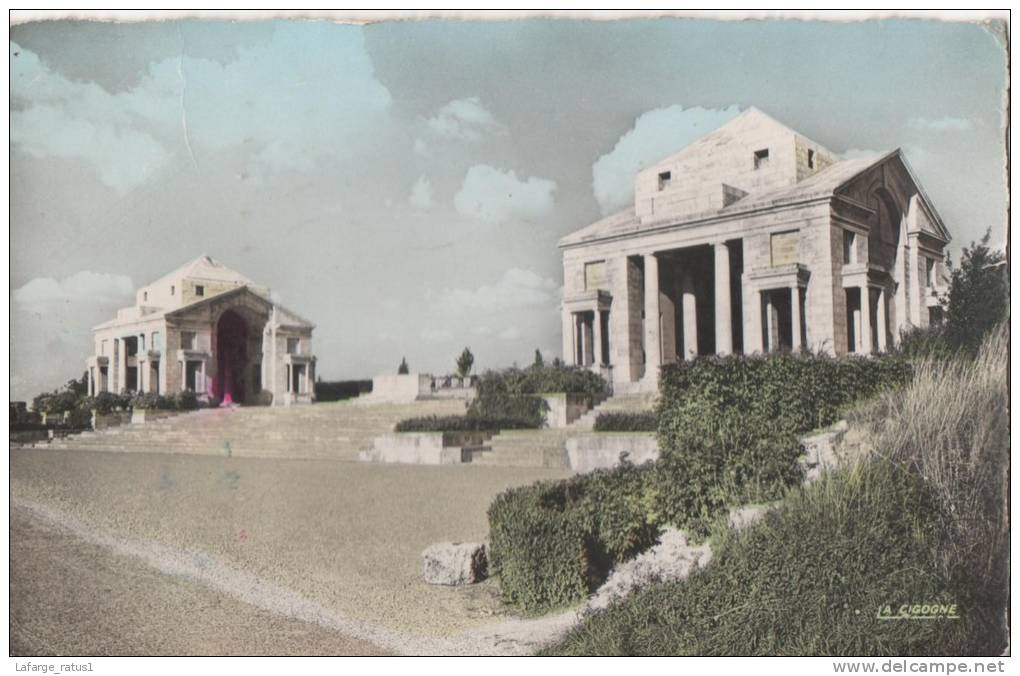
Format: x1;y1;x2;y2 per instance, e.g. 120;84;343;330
426;97;507;142
497;327;521;341
13;271;134;309
434;267;558;314
907;116;974;132
409;175;435;210
841;148;884;161
10;23;393;191
454;165;557;224
419;327;454;342
10;45;172;192
592;104;742;215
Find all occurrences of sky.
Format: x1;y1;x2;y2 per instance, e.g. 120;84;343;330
9;14;1009;401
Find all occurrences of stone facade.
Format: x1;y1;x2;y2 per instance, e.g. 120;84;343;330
85;256;317;406
561;108;951;392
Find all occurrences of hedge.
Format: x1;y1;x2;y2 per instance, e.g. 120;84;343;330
314;379;373;402
488;352;914;612
394;414;538;433
467;364;610;428
593;412;658;432
487;461;659;612
655;353;913;532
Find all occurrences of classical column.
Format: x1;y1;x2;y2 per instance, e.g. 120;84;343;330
764;294;774;352
745;284;763;354
180;361;186;392
791;286;802;352
87;367;93;397
681;271;698;359
643;254;661;383
579;315;590;366
860;285;873;354
562;310;576;366
714;242;732;355
876;287;887;352
592;310;603;366
118;339;126;393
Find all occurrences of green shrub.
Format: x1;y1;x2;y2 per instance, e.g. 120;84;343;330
314;379;373;402
87;391;133;414
129;392;173;410
487;351;916;613
593;412;658;432
943;230;1008;356
394;414;538;433
468;363;609;428
488;484;593;613
488;462;660;612
171;391;200;410
655;352;912;533
542;459;996;656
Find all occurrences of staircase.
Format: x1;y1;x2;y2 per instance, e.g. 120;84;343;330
469;392;659;468
569;391;658;430
41;399;466;461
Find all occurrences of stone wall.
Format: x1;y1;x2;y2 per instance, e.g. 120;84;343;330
565;433;659;473
360;433;466;465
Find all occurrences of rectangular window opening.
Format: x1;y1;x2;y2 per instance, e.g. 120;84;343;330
657;170;672;191
807;149;815;169
195;285;205;297
171;285;175;296
181;331;196;351
754;148;770;169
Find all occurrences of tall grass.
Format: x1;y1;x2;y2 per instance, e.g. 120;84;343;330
856;322;1009;623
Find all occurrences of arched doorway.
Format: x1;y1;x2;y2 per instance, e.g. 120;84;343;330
215;310;249;404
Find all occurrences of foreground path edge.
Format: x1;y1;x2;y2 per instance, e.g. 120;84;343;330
12;498;579;656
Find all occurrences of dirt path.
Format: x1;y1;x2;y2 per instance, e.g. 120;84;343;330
11;499;578;655
9;448;579;655
10;505;390;656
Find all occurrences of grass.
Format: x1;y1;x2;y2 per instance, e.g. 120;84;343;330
541;324;1009;656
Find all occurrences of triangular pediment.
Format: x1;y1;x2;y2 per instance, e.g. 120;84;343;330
835;150;951;243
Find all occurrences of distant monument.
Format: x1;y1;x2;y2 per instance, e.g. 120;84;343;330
85;256;317;406
559;108;951;392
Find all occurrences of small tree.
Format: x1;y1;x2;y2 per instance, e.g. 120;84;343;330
533;349;545;367
456;347;475;378
944;229;1008;354
398;357;410;375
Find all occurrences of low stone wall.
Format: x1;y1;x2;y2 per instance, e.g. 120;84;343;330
359;374;433;404
360;433;466;465
92;411;133;430
541;393;595;428
130;409;185;425
9;429;53;444
565;433;659;473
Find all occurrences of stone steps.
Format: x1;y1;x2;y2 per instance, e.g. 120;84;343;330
471;429;574;468
466;392;659;468
570;392;658;430
42;399;466;460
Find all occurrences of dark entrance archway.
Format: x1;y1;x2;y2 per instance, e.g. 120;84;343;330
215;310;249;404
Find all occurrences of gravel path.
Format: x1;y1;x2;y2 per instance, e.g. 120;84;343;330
10;448;576;655
10;506;391;656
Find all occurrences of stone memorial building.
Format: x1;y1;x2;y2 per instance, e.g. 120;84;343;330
560;108;951;392
85;256;317;406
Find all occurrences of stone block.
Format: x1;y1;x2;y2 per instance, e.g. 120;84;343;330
421;542;488;586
